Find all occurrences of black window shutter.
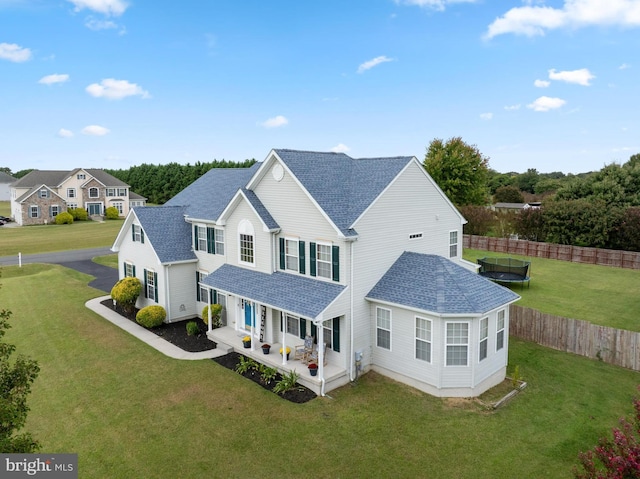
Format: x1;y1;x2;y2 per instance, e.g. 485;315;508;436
207;227;215;254
132;265;136;277
212;289;217;304
279;237;285;270
140;228;144;244
309;242;316;277
299;241;305;274
154;272;158;303
311;323;317;340
193;226;199;251
300;319;306;339
123;262;127;277
131;224;135;241
143;269;148;298
332;245;340;282
333;317;340;352
196;272;201;301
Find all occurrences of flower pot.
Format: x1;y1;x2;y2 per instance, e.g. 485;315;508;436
309;368;318;377
262;346;270;355
243;341;251;349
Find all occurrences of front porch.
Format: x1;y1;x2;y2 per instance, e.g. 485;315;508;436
207;326;350;396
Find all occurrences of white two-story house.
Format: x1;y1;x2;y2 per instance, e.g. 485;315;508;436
111;149;519;397
10;168;146;226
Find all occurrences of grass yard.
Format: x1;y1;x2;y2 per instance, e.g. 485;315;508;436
1;264;639;478
464;248;640;332
0;218;123;257
0;200;9;217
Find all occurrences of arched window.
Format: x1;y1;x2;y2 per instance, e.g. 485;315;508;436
238;220;255;265
89;187;99;198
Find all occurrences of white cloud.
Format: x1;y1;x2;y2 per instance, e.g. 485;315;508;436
527;96;567;112
38;74;70;85
86;78;150;100
260;115;288;128
480;112;493;120
619;63;631;69
534;79;550;88
331;143;351;153
485;0;640;39
0;42;31;62
57;128;74;138
548;68;595;86
82;125;110;136
67;0;128;16
504;104;521;110
395;0;478;11
357;55;394;73
84;17;124;33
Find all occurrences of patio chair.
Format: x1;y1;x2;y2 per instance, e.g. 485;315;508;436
307;342;327;366
294;335;313;362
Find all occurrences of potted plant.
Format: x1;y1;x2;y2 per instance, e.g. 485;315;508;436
261;343;271;354
242;336;251;348
308;363;318;377
279;346;291;360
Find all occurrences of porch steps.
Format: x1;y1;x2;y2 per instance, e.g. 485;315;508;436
207;332;234;354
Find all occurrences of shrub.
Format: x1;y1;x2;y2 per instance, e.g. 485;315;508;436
235;356;258;374
259;364;277;384
186;321;200;336
105;206;120;219
68;207;88;221
54;212;73;225
201;304;222;328
273;370;302;395
136;305;166;328
110;277;142;314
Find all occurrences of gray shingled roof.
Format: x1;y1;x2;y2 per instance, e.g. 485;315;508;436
11;169;129;188
0;172;16;183
366;252;520;315
134;206;196;264
274;149;413;237
241;188;279;230
203;264;346;320
165;165;260;221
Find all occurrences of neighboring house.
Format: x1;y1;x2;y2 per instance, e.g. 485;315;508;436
0;172;16;201
492;202;542;213
10;168;146;226
111;149;520;397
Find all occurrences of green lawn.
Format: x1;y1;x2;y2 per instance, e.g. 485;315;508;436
1;264;639;478
464;248;640;332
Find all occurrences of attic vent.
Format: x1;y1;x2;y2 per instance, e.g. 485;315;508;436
409;233;423;240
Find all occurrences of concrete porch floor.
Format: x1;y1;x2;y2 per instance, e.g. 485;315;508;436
207;326;350;395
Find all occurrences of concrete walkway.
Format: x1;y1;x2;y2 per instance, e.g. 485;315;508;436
86;296;228;360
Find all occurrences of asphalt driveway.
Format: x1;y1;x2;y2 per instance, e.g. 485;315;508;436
0;247;119;293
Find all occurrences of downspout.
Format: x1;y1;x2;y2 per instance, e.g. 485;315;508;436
207;287;212;332
165;264;171;321
318;317;326;396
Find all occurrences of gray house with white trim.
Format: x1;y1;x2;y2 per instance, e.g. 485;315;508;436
112;149;519;397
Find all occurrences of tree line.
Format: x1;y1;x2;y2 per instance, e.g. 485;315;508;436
105;159;256;205
423;137;640;252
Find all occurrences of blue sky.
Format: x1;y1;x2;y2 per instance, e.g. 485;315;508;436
1;0;639;175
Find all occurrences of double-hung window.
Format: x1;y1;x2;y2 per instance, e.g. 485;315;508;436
29;206;39;218
132;224;144;243
238;220;255;265
285;239;299;271
496;310;505;351
50;205;60;217
415;316;432;362
316;243;332;279
376;307;391;350
446;322;469;366
118;188;127;196
197;271;208;302
479;317;488;361
124;262;135;277
67;188;76;198
286;314;299;336
145;269;157;302
39;188;49;198
214;228;225;255
106;188;116;197
449;231;458;258
197;226;207;251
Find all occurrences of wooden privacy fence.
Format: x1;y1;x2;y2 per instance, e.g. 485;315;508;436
464;235;640;270
510;305;640;371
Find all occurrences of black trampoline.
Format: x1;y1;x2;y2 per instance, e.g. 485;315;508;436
477;257;531;288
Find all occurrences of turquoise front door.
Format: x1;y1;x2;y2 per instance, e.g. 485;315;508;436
87;203;101;215
244;301;253;329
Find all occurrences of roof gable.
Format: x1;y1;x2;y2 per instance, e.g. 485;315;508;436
366;252;520;315
251;149;414;237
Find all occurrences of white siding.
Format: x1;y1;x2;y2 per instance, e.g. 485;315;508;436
224;199;272;273
163;263;198;322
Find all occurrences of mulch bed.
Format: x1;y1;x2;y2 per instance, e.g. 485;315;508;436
100;299;215;352
213;351;317;403
99;299;317;403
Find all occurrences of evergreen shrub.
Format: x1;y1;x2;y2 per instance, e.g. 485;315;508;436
136;305;166;328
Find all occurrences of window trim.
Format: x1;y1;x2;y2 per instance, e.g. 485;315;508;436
39;188;49;199
89;187;99;198
124;262;135;278
286;314;299;337
197;271;208;303
415;316;432;363
376;306;392;351
445;321;469;367
67;188;76;198
238;220;255;266
315;241;332;279
29;205;39;218
197;225;207;252
496;310;505;351
214;228;225;255
449;230;459;258
284;237;299;272
479;317;488;362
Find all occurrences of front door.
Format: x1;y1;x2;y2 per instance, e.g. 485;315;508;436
244;301;253;330
87;203;101;215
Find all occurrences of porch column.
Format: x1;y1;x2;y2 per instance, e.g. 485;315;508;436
207;288;212;332
250;301;256;351
318;320;325;379
282;312;287;365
